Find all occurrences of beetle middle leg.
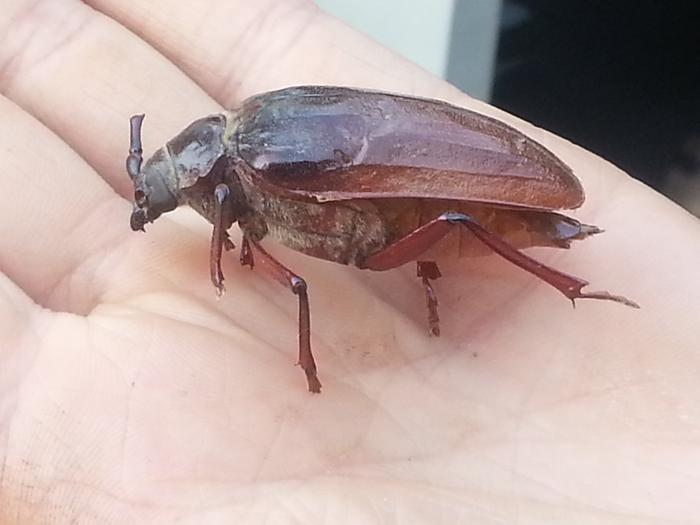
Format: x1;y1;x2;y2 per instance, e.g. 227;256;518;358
361;212;639;308
239;237;321;393
417;261;442;336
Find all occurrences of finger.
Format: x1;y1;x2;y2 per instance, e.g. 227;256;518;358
0;271;41;376
85;0;459;106
0;95;127;308
0;0;220;197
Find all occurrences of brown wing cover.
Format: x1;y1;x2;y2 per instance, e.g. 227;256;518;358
234;86;584;210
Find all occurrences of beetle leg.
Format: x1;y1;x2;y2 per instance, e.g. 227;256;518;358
362;212;638;308
417;261;441;336
241;238;321;393
240;237;254;268
210;184;231;296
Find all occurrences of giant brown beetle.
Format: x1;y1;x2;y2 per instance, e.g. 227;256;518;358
127;85;637;392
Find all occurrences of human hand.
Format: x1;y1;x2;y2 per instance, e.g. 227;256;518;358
1;1;698;522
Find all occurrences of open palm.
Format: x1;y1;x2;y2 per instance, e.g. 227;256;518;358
1;1;699;523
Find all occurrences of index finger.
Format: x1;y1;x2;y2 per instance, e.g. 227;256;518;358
86;0;458;106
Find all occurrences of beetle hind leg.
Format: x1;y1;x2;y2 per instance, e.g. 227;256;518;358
441;212;639;308
361;212;638;308
417;261;442;336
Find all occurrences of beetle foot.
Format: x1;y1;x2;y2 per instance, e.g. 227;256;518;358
573;289;640;309
305;370;322;394
239;238;254;268
224;235;235;251
211;265;226;296
214;279;226;297
296;359;322;393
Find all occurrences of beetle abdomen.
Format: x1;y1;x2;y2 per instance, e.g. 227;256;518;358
238;173;387;265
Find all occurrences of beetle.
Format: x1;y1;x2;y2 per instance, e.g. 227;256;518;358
126;85;637;392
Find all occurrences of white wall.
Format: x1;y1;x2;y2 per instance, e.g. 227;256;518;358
314;0;502;100
315;0;456;78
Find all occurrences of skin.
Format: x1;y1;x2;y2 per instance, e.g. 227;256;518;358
0;0;698;523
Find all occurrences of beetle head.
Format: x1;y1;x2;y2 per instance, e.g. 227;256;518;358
127;114;228;231
126;114;181;231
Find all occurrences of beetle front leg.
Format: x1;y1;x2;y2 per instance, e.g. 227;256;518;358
210;183;233;296
417;261;442;336
240;237;321;393
361;212;638;308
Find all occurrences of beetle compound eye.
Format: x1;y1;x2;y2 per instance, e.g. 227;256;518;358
134;190;147;207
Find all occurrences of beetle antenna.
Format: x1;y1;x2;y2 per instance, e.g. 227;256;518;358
126;114;145;180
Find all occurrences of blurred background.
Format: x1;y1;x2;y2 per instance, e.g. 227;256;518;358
315;0;700;216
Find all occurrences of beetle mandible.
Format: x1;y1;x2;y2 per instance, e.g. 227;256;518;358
126;85;638;393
